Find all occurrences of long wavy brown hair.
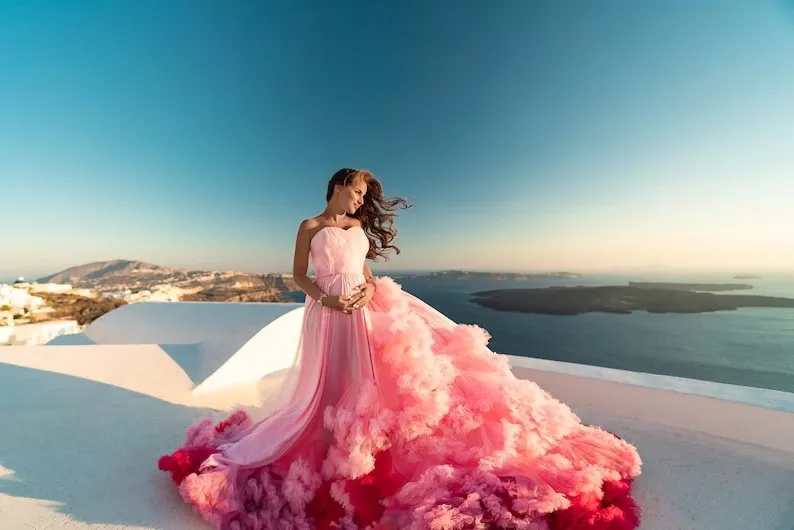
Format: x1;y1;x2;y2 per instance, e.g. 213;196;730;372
326;168;411;261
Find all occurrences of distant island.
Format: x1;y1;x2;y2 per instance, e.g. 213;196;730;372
471;284;794;315
397;270;581;281
733;274;761;280
627;282;753;292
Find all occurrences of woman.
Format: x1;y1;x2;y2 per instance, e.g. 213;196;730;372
158;168;643;530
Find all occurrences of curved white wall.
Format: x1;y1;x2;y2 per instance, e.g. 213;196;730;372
508;355;794;413
47;333;96;345
84;301;303;346
75;301;304;386
193;307;304;395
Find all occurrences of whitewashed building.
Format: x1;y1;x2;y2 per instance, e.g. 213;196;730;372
0;320;81;345
28;282;74;294
0;284;45;312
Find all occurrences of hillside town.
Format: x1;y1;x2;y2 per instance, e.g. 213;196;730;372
0;274;221;345
1;261;298;345
1;278;89;345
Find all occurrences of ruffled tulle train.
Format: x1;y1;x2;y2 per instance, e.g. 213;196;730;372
159;277;642;529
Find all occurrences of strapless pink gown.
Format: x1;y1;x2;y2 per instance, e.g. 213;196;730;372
158;226;642;530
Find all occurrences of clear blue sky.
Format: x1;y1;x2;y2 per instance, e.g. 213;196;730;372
3;0;793;278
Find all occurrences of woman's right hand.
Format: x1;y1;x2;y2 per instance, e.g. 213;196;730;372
321;294;355;314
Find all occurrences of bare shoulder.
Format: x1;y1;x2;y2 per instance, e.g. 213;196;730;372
348;217;363;228
298;217;322;232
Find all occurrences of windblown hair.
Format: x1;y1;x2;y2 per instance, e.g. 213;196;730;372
326;168;411;261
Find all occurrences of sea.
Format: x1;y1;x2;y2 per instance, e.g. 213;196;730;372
384;272;794;395
5;273;792;394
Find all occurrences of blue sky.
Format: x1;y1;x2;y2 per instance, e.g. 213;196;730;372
2;0;793;278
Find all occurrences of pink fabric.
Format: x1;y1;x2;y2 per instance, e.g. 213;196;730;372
158;226;643;529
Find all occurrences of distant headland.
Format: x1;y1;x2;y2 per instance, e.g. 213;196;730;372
471;282;794;315
627;282;753;292
397;270;581;281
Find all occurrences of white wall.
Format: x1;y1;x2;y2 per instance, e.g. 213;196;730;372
193;307;304;395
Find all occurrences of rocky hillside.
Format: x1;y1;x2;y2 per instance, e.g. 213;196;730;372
31;292;128;326
37;260;298;303
37;260;167;284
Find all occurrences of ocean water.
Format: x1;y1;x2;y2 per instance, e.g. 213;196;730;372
390;273;794;395
7;272;792;394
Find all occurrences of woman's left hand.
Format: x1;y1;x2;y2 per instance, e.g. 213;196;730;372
349;282;375;310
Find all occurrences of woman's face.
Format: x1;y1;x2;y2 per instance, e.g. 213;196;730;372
336;178;367;214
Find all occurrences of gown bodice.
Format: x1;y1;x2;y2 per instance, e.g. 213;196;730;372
310;226;369;278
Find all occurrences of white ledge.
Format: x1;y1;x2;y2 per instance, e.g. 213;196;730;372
507;355;794;414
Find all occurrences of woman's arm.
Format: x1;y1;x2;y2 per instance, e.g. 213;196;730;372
363;263;376;285
348;262;377;309
292;220;327;302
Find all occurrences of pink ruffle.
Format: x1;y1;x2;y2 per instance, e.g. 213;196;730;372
158;276;642;529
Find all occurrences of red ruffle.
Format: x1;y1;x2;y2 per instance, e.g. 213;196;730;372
549;479;640;530
305;449;406;529
157;446;219;485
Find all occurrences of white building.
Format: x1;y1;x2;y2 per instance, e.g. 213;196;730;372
28;282;73;294
0;284;45;312
69;288;96;298
122;284;187;303
0;324;13;343
0;320;81;345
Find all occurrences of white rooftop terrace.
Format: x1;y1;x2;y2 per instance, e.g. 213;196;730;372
0;301;792;530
